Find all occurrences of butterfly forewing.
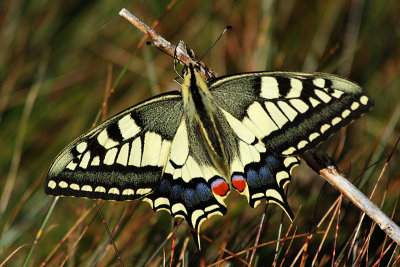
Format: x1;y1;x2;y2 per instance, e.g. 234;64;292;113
210;72;373;156
45;91;183;200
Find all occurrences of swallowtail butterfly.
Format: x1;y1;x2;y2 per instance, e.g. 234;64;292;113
45;63;373;248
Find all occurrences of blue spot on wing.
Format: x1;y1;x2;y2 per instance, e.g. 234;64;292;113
264;154;279;168
259;165;275;185
236;153;297;217
158;179;171;194
184;189;198;207
171;185;183;200
246;169;260;187
196;183;212;201
138;159;229;249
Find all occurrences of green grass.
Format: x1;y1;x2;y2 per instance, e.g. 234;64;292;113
1;0;400;266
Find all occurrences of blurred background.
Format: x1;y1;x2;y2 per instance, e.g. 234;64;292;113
1;0;399;266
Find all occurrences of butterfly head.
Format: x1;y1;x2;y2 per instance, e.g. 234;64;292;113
181;63;201;79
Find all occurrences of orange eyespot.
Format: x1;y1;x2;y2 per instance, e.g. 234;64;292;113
232;175;246;192
211;179;229;196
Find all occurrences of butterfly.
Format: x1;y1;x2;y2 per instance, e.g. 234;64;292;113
45;62;373;248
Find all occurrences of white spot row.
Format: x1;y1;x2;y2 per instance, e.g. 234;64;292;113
283;157;299;168
360;95;369;105
46;179;151;196
283;95;370;155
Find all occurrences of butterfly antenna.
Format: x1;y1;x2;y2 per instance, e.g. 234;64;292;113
199;25;232;61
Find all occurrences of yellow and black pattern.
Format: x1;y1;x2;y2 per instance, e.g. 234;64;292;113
46;92;185;200
45;63;373;248
211;71;372;155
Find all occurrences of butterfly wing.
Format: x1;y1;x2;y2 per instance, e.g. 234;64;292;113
45;91;184;200
210;72;373;156
210;72;373;214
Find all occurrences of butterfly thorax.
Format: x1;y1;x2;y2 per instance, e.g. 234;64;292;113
181;64;229;176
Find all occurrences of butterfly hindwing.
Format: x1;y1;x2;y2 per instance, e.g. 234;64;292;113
231;153;300;217
210;72;373;156
220;107;299;218
45;91;184;200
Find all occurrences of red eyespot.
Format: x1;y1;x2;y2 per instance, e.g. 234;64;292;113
211;179;229;196
232;175;246;192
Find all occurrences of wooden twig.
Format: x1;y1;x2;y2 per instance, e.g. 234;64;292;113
302;151;400;245
119;8;400;245
118;8;216;79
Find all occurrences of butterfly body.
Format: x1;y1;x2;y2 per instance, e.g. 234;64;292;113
46;63;373;248
181;64;230;178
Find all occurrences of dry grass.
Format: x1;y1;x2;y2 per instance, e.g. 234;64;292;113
1;0;400;266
